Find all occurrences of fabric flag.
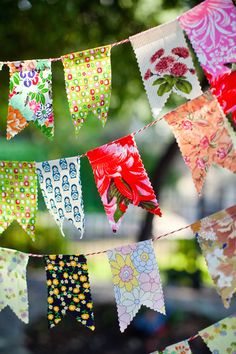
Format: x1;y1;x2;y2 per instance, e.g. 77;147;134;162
0;161;37;240
199;314;236;353
62;45;111;133
107;240;165;332
45;254;95;330
161;340;192;354
129;19;202;118
163;91;236;194
7;60;54;139
191;205;236;308
87;134;161;232
178;0;236;126
36;157;84;237
0;247;29;323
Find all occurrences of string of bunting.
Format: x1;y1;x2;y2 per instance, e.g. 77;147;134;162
0;205;235;336
0;0;235;140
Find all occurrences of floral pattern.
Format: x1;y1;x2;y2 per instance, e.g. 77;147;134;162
107;240;165;332
0;247;29;323
162;340;192;354
129;19;202;118
36;157;84;238
87;135;161;232
163;91;236;194
45;255;95;330
62;45;111;134
178;0;236;80
7;60;54;139
0;161;37;240
199;314;236;354
191;205;236;308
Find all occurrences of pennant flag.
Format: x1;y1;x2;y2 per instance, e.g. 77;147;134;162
36;157;84;237
163;91;236;194
45;254;95;330
0;161;37;240
0;247;29;323
178;0;236;126
178;0;236;81
162;340;192;354
62;45;111;133
107;240;165;332
87;135;161;232
129;19;202;118
199;314;236;353
192;205;236;308
7;60;54;139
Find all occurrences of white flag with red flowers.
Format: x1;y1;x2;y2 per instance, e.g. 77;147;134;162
129;19;202;118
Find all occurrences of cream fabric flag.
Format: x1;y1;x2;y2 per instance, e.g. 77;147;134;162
129;19;202;118
0;247;29;323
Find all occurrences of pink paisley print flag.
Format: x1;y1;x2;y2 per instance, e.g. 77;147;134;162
107;240;165;333
7;60;54;139
178;0;236;81
163;91;236;194
191;205;236;308
62;45;111;134
178;0;236;126
129;19;202;118
86;135;161;232
199;314;236;354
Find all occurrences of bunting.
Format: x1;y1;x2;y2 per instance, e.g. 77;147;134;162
87;135;161;232
0;247;29;323
36;157;84;237
163;91;236;194
178;0;236;124
45;255;95;330
129;19;202;118
199;314;236;353
107;240;165;332
62;45;111;133
191;205;236;308
7;60;54;139
152;340;192;353
0;161;37;240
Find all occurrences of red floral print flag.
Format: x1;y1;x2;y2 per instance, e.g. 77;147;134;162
163;91;236;194
178;0;236;126
129;19;202;118
87;135;161;232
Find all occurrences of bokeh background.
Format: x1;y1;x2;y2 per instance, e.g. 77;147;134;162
0;0;235;353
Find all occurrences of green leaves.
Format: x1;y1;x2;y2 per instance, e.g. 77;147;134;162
175;79;192;94
152;74;193;96
13;73;20;85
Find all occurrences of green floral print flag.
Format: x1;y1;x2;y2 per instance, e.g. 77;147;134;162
0;161;38;240
199;314;236;353
62;45;111;134
7;60;54;139
0;247;29;323
45;255;95;330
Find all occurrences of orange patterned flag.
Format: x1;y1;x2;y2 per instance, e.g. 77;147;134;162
164;91;236;194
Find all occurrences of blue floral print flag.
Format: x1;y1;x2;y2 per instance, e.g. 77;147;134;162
0;247;29;323
45;255;95;330
7;59;54;139
107;240;165;332
199;314;236;354
36;157;84;238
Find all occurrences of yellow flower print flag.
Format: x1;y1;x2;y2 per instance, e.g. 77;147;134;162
0;247;29;323
7;60;54;139
87;135;161;233
199;314;236;354
107;240;165;333
45;255;95;330
191;205;236;308
163;91;236;194
62;45;111;134
129;19;202;118
0;161;38;240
